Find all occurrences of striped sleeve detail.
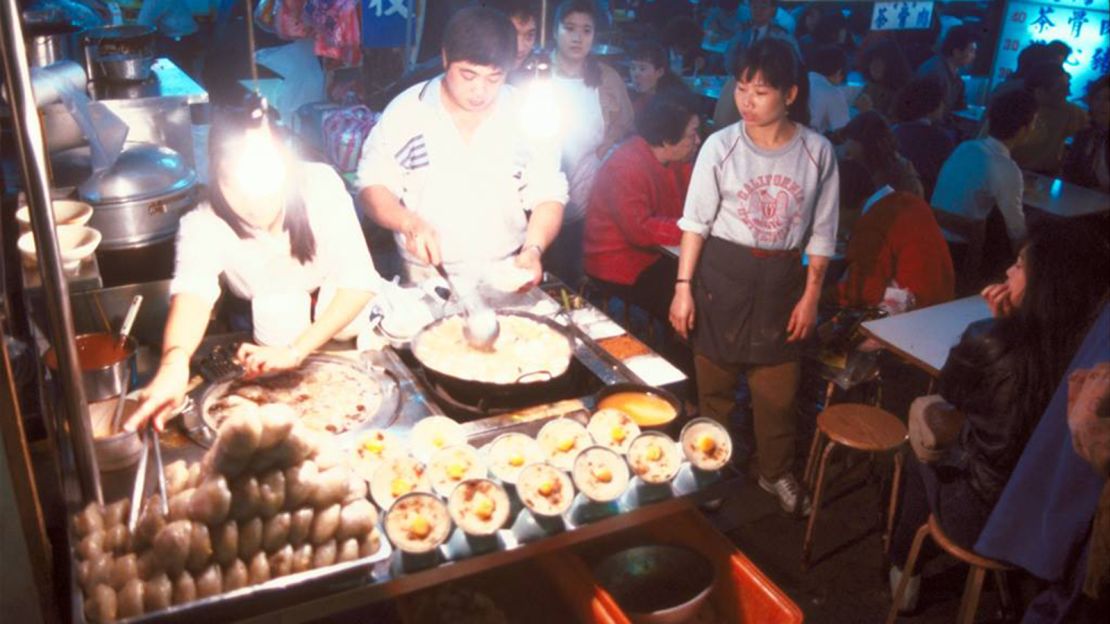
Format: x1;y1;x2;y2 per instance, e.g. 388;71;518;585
394;135;429;170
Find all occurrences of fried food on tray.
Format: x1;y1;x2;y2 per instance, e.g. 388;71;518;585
206;360;382;436
73;406;385;623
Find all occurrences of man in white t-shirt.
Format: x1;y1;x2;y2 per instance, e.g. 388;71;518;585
807;45;850;135
356;7;567;285
932;88;1039;253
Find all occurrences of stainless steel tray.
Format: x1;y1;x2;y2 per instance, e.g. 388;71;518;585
181;354;402;448
95;530;393;624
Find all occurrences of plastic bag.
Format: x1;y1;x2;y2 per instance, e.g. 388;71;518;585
322;106;378;173
32;64;129;172
254;38;325;123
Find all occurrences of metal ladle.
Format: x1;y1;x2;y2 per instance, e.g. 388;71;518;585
433;264;499;350
110;294;142;434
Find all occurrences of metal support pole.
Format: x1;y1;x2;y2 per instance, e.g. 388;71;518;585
540;0;548;49
0;0;103;504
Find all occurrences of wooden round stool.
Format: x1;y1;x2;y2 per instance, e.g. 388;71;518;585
801;403;908;569
887;514;1013;624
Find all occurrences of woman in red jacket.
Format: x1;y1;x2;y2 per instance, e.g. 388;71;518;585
835;163;955;311
584;92;701;321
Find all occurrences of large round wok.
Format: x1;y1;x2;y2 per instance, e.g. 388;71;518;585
409;310;576;406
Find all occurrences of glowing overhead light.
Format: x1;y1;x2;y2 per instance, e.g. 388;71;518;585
230;98;286;199
520;74;561;140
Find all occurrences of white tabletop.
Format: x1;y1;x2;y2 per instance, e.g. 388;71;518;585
1023;173;1110;219
860;296;990;376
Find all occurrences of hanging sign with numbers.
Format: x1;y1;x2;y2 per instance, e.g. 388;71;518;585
992;0;1109;102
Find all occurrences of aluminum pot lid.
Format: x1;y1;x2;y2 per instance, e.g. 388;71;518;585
78;143;197;205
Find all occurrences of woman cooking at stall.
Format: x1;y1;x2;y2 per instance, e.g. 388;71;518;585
125;102;382;432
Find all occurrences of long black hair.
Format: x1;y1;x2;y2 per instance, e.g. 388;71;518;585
858;39;911;92
554;0;603;88
941;222;1110;447
207;106;316;265
733;37;811;126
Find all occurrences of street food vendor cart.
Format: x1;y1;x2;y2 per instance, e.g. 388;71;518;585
0;4;801;623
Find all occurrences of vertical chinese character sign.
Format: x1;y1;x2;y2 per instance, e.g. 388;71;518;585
992;0;1110;101
363;0;411;48
870;2;934;31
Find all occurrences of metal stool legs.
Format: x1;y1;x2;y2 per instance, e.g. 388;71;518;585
801;439;838;569
885;450;904;555
886;516;1013;624
801;438;904;569
886;521;930;624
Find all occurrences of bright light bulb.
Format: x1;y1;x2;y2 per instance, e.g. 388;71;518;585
232;124;287;199
520;78;561;140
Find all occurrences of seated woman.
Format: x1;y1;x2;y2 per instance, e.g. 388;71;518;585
627;39;689;115
854;39;912;120
583;92;701;322
888;222;1110;611
837;110;924;197
834;163;954;312
127;100;382;431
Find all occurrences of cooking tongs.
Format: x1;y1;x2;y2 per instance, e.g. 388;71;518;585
126;424;168;532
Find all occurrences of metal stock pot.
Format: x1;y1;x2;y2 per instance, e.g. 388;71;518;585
56;143;199;250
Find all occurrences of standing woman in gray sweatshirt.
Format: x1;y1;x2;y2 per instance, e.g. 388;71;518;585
669;37;839;516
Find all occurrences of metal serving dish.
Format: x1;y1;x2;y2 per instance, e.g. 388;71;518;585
409;310;576;405
78;529;392;624
44;333;137;402
182;354;401;447
80;24;155;83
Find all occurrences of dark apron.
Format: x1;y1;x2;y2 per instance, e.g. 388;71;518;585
691;236;805;366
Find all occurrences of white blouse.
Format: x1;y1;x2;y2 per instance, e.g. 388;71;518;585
171;162;382;308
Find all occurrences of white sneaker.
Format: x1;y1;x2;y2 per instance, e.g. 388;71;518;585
889;565;921;613
758;473;812;516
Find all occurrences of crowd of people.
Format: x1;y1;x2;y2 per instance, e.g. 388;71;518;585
131;0;1109;620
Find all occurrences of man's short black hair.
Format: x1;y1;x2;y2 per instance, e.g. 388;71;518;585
1024;61;1067;94
1013;42;1056;79
629;39;668;70
1047;40;1072;60
941;25;978;57
810;45;847;78
636;91;699;147
442;6;518;71
988;88;1038;142
893;76;945;122
483;0;538;23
